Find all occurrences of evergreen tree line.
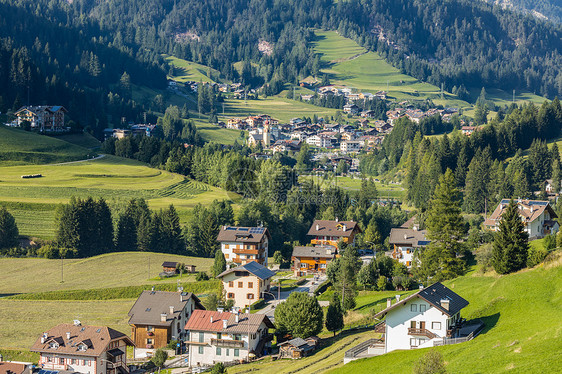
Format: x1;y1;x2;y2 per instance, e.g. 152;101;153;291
360;100;562;211
54;197;183;257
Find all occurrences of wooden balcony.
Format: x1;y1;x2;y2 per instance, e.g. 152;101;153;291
233;248;260;255
407;328;436;339
211;338;245;348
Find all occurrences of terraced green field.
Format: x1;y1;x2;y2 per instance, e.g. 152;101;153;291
0;155;237;238
0;126;93;166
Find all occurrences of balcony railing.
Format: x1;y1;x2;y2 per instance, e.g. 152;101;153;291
211;339;245;348
233;248;260;255
407;328;437;339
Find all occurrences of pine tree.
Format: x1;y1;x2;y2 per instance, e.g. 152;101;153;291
0;206;19;250
325;292;344;336
212;249;226;277
492;199;529;274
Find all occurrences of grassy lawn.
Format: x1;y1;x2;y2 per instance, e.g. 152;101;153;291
227;330;375;374
164;55;223;83
0;155;237;238
191;118;245;145
328;254;562;373
299;175;405;199
0;126;93;166
0;252;213;294
51;133;101;150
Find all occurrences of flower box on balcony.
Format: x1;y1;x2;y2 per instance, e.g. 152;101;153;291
147;332;154;336
146;344;154;349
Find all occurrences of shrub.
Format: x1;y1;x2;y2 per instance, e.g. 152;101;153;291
527;246;548;268
210;362;226;374
475;243;493;272
196;271;209;281
413;350;447;374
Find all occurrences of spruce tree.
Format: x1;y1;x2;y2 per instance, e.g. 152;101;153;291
492;199;529;274
325;292;344;336
212;249;226;277
0;206;19;249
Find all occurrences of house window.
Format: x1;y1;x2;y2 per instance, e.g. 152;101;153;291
410;338;417;346
217;333;222;339
81;360;85;366
198;346;204;354
147;326;154;332
247;293;254;300
71;359;76;365
147;338;154;344
238;282;243;288
229;281;234;287
86;360;91;366
432;322;441;330
228;293;235;298
406;261;411;267
248;282;253;288
300;263;307;268
199;332;204;343
410;304;417;312
225;244;229;249
420;304;426;312
234;334;242;341
226;349;230;356
216;347;222;355
225;254;229;259
320;263;326;268
410;321;416;328
59;358;64;365
406;249;411;254
234;349;240;357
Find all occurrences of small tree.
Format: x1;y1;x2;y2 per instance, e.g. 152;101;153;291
274;292;323;338
196;271;209;281
204;293;220;311
413;350;447;374
0;206;19;249
212;250;227;277
273;250;284;265
325;292;344;336
492;199;529;274
151;349;168;374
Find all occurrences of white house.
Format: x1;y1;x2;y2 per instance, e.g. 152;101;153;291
216;226;270;266
184;310;274;368
388;227;430;268
340;140;363;153
216;261;275;308
484;199;559;239
30;322;134;374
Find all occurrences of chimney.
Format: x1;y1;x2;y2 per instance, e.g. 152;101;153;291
316;224;319;231
66;332;71;340
223;225;226;230
41;333;47;344
343;224;347;231
169;306;174;314
395;294;400;302
210;316;214;323
235;314;239;323
73;320;81;326
413;224;419;231
404;234;408;240
151;286;155;291
160;313;167;323
386;298;391;308
440;299;450;311
335;217;339;222
222;320;228;329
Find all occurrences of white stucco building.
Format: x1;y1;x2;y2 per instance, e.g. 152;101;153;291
216;261;275;308
216;226;270;266
388;226;430;268
184;310;274;368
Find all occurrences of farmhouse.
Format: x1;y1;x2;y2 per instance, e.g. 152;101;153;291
14;106;67;131
217;226;270;266
291;245;337;276
388;226;430;268
484;199;559;239
278;337;320;359
30;322;134;374
544;179;561;195
307;219;361;248
184;310;275;368
128;290;204;358
343;104;360;115
217;261;275;308
162;261;178;273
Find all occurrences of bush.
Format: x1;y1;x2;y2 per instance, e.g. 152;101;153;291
413;350;447;374
210;362;226;374
166;340;178;349
527;246;548;268
151;349;168;369
196;272;209;281
475;243;493;272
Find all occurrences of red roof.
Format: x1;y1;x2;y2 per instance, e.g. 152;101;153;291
184;310;232;332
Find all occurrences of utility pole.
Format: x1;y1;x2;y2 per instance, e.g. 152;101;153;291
148;256;151;280
60;254;64;283
513;89;515;103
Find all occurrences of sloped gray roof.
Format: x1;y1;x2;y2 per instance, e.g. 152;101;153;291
216;261;275;280
389;227;429;247
128;290;203;326
292;246;336;258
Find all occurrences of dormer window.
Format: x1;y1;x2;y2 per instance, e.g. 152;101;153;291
77;343;87;351
49;342;59;349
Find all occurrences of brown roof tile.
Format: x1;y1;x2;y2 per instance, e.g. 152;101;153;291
307;220;360;237
216;226;270;243
0;362;29;374
30;324;133;357
184;310;274;334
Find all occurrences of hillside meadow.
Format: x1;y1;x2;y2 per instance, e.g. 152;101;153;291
0;155;237;238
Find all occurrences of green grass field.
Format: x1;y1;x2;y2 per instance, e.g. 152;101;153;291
0;126;93;166
299;175;405;199
164;55;222;83
51;133;101;150
0;155;237;238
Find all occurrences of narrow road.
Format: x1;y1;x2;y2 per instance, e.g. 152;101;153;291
49;153;105;166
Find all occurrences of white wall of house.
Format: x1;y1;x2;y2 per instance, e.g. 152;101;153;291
187;325;268;367
220;238;268;266
385;298;452;353
394;246;417;268
221;273;271;308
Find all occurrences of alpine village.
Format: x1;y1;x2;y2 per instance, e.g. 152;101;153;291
0;1;562;374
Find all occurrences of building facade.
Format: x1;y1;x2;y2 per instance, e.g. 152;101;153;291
14;106;67;131
307;220;361;248
217;226;270;266
128;290;204;358
217;261;275;308
291;246;337;276
388;227;430;268
185;310;274;368
30;322;134;374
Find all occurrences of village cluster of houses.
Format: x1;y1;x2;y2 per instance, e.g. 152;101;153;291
3;199;553;373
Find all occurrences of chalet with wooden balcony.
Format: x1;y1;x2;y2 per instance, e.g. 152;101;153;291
291;245;337;276
216;261;275;308
30;321;134;374
372;282;469;353
217;226;270;266
128;290;204;358
307;219;361;249
388;226;430;268
184;310;274;367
